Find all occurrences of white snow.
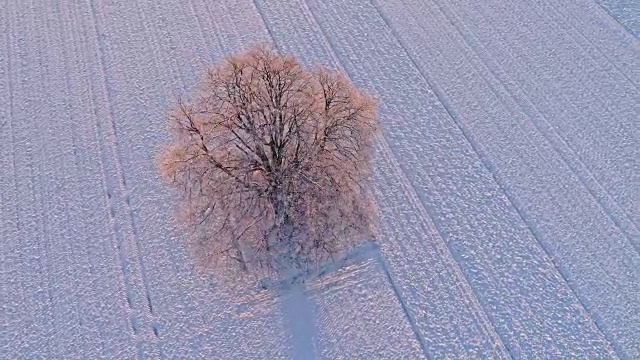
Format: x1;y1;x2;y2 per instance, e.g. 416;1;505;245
1;0;638;359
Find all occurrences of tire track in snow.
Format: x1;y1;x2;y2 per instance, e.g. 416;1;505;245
89;0;260;356
80;0;202;355
55;1;107;352
85;0;218;356
475;0;640;178
26;3;92;353
417;0;640;250
191;0;228;61
475;0;640;147
366;1;565;355
133;1;204;353
86;0;141;337
436;0;637;231
373;137;507;358
434;0;640;322
112;0;175;353
185;0;221;72
250;0;510;357
121;0;194;352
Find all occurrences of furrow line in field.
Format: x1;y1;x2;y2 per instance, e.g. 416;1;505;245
126;1;191;354
198;0;231;59
427;0;640;246
369;168;432;359
122;0;219;355
250;0;279;48
137;0;202;345
92;0;229;354
110;0;182;355
61;2;122;354
365;0;534;355
374;140;509;358
186;0;219;69
295;2;501;343
29;4;81;351
97;0;161;345
372;146;497;360
218;0;272;52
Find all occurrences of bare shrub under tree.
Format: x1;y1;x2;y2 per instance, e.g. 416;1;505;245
159;45;379;274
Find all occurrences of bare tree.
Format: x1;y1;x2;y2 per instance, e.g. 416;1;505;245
159;45;379;273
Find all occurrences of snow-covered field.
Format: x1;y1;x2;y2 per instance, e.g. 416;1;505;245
1;0;638;358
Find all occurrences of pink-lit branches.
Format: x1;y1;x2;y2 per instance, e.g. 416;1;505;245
159;45;379;273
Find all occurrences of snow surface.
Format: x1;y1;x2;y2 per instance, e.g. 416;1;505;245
595;0;640;37
1;0;638;359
